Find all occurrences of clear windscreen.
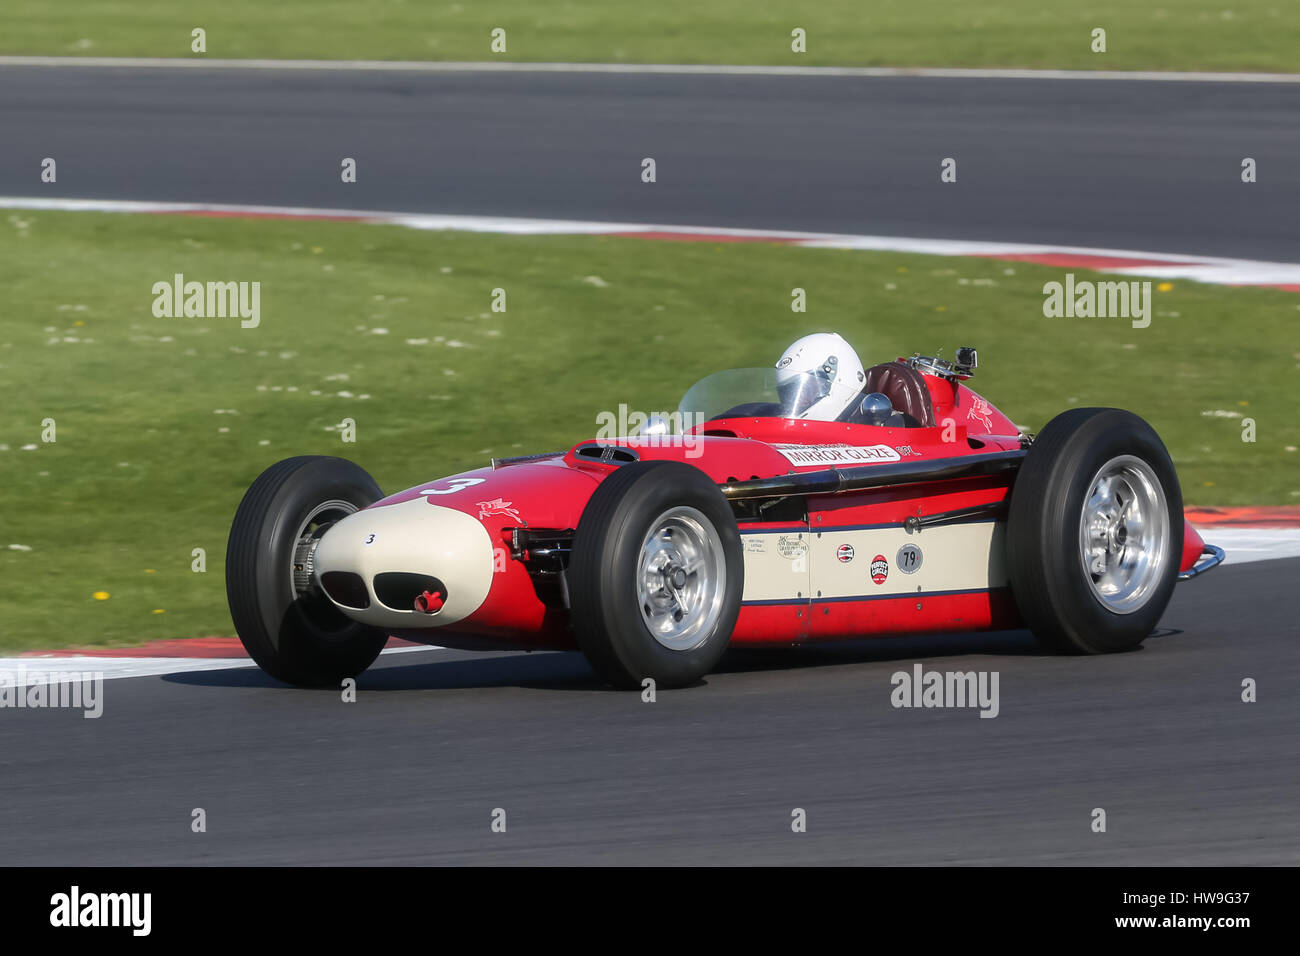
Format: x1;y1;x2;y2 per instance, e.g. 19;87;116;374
677;368;796;423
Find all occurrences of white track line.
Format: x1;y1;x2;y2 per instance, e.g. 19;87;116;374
1;643;442;685
0;656;255;684
1;56;1299;83
5;195;1300;289
1201;529;1300;566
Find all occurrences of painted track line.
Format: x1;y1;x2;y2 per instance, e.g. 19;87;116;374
19;637;439;661
1;655;255;685
4;642;442;686
1205;529;1300;566
1185;506;1300;528
2;57;1300;83
6;196;1300;291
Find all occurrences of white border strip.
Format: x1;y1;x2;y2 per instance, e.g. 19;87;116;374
0;642;442;685
5;195;1300;288
1;56;1299;83
1210;529;1300;566
0;656;254;685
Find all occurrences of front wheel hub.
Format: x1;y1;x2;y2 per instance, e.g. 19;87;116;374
637;506;726;651
290;499;358;597
1078;455;1170;614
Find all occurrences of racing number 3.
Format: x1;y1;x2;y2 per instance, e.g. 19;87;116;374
419;477;486;496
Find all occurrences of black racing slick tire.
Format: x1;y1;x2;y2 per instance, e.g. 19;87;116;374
226;456;387;686
1006;407;1183;654
568;460;744;689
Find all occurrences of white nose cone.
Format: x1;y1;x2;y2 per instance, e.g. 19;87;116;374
312;498;495;628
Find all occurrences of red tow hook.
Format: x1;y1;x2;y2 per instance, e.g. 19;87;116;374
414;590;445;613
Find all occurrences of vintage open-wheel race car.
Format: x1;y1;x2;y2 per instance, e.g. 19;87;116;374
226;334;1223;689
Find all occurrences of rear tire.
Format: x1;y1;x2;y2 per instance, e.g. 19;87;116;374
226;456;387;685
568;461;743;689
1006;408;1182;654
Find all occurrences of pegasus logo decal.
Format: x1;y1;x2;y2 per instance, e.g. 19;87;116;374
476;498;521;521
967;396;993;431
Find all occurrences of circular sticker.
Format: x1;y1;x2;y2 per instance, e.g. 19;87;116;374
836;543;855;563
870;554;889;585
896;543;923;574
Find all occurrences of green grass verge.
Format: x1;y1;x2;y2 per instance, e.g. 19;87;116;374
0;209;1295;651
2;1;1298;72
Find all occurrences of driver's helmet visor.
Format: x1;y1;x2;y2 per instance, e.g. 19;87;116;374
777;369;833;417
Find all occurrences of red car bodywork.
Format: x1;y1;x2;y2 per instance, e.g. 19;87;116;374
362;375;1206;652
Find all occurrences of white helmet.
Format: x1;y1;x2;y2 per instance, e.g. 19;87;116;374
774;332;866;421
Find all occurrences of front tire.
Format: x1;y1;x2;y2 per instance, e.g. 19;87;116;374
226;456;388;685
1006;408;1183;654
568;461;743;689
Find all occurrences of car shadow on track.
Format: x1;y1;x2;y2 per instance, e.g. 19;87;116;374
162;624;1176;693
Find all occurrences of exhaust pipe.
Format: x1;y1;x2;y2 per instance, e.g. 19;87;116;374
414;589;445;614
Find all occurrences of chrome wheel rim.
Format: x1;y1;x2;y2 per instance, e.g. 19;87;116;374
637;506;726;651
1078;455;1170;614
289;499;358;598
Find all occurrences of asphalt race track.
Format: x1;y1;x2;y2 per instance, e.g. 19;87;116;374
2;64;1297;865
0;65;1299;261
1;556;1295;865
